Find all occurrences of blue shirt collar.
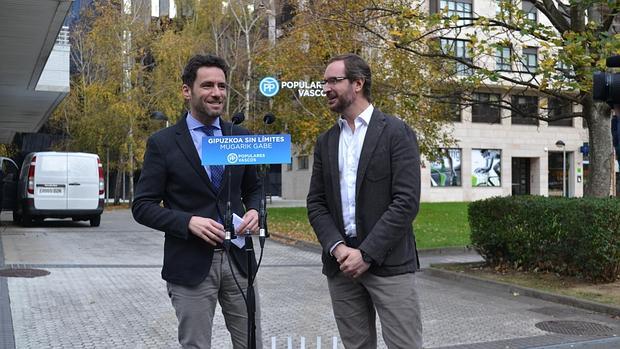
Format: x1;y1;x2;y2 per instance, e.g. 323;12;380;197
186;112;221;131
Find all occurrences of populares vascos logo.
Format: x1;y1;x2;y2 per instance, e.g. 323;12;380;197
227;153;239;164
259;77;279;97
259;76;326;98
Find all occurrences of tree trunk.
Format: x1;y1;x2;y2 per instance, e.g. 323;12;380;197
585;99;613;197
114;155;124;205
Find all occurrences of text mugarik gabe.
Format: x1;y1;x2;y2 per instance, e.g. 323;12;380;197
202;134;291;165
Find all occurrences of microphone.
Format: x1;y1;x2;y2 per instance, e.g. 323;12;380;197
259;113;276;244
225;112;245;248
263;113;275;125
232;112;245;125
607;56;620;68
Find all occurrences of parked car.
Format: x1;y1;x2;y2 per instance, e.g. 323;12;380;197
13;152;104;227
0;157;19;214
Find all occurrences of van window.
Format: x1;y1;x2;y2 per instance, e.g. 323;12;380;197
39;156;68;174
68;157;97;177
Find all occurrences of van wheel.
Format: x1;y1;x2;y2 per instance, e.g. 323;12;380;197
12;210;21;223
20;214;32;227
90;215;101;227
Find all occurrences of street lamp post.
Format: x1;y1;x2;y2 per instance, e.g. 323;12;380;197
150;111;169;128
556;140;566;197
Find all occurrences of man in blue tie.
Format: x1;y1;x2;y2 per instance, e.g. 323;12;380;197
132;54;262;349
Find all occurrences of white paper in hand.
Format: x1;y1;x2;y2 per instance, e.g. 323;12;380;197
232;213;246;249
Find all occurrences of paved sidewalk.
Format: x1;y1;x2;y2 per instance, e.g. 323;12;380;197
1;210;619;348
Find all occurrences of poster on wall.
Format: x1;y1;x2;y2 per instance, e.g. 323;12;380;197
471;149;501;187
430;148;462;187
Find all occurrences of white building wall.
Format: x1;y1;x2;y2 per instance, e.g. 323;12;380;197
281;154;313;200
420;108;588;202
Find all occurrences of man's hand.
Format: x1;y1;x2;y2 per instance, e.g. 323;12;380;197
188;216;225;246
237;209;259;234
335;246;370;278
332;243;353;264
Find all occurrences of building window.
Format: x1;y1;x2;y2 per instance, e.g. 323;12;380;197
440;0;472;25
433;91;462;122
472;149;502;187
495;0;509;18
297;155;309;170
440;38;472;76
448;93;462;122
522;47;538;72
547;97;573;127
496;46;512;71
548;152;569;197
511;95;539;125
431;148;462;187
522;0;537;22
472;93;501;124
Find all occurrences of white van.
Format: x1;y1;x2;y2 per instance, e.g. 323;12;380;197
14;152;105;226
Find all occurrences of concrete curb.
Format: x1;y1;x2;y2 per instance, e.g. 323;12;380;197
269;233;322;253
417;246;476;256
269;233;475;257
424;266;620;318
0;224;17;349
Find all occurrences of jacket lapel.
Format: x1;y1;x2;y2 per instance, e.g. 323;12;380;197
175;117;218;193
356;109;386;195
327;125;345;232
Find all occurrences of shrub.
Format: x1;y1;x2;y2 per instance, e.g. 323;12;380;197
469;196;620;282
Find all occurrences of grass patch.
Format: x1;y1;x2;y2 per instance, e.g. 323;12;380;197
435;262;620;307
268;202;470;250
414;202;470;249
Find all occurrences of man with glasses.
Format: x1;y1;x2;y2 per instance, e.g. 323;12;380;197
307;53;423;348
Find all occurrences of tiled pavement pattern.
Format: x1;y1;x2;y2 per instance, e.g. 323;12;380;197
1;210;619;349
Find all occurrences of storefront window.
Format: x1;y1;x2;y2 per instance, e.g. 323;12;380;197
548;152;569;196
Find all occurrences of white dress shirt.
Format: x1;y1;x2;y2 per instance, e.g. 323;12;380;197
330;104;374;253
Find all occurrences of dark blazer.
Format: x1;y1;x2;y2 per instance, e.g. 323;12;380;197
132;116;261;286
307;109;421;277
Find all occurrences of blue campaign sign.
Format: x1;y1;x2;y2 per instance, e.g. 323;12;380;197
202;134;291;165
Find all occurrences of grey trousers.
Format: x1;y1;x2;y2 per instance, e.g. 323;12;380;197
167;250;262;349
327;271;422;349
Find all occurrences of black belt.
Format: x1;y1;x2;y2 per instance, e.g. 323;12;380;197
345;236;359;248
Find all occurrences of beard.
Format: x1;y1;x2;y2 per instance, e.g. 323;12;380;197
327;88;355;114
193;101;221;119
190;93;224;120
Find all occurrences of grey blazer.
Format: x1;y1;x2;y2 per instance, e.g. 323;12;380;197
307;109;421;277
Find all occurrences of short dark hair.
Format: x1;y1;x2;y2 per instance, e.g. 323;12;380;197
328;53;372;102
181;54;229;87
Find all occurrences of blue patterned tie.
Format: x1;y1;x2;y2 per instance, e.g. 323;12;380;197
202;125;225;191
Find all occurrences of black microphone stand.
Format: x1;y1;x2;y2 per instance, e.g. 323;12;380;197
259;113;275;246
224;113;244;247
244;114;275;349
223;113;275;349
245;230;257;349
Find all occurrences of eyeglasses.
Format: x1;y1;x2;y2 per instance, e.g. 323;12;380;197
321;76;348;85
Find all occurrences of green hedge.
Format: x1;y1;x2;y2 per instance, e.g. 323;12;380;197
469;196;620;282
